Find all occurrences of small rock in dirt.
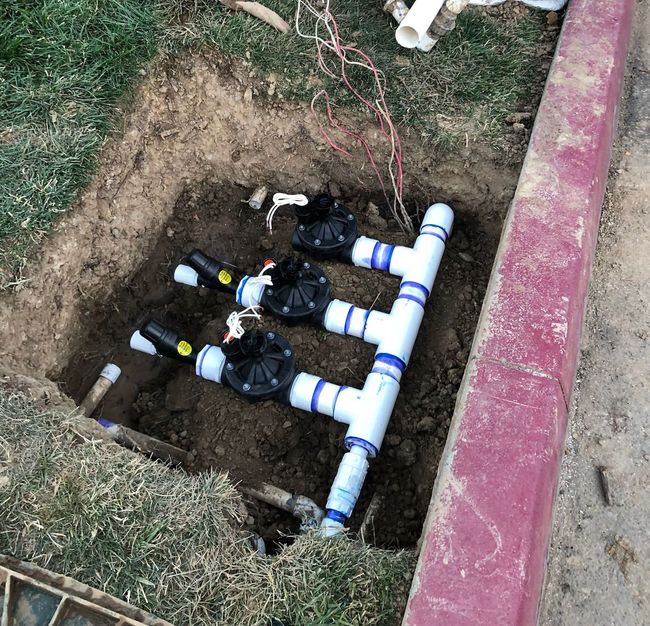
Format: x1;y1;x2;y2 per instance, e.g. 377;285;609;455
166;227;175;238
328;181;341;198
282;420;292;429
259;237;274;251
214;445;225;456
458;251;474;263
396;439;418;467
243;87;253;103
546;11;559;25
170;433;178;443
513;122;526;133
416;417;436;433
385;434;402;447
317;449;330;464
366;201;389;230
246;515;255;526
179;430;187;439
403;508;417;520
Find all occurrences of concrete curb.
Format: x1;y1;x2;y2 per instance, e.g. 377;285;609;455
403;1;635;624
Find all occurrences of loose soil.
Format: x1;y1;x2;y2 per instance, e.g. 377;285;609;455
0;51;521;549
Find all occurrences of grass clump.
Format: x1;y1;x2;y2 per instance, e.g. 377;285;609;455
0;388;414;625
1;0;548;278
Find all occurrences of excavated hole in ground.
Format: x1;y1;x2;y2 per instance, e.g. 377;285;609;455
62;178;504;550
0;53;522;552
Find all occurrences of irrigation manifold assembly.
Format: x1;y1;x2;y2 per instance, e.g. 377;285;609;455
131;193;454;536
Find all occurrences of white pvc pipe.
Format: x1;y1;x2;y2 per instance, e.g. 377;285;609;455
174;264;199;287
395;0;446;48
195;345;226;383
130;331;157;356
235;275;265;308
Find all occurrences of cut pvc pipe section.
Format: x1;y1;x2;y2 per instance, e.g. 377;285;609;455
174;264;199;287
395;0;446;48
78;363;121;417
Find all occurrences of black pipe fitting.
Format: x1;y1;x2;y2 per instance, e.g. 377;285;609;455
140;319;197;364
186;249;238;295
221;330;296;402
291;193;358;261
260;257;332;326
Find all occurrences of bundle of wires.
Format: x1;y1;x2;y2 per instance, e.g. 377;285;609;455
295;0;414;233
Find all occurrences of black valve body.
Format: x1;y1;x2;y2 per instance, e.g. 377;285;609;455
186;249;238;294
141;319;197;364
221;330;296;401
260;257;331;326
291;193;358;261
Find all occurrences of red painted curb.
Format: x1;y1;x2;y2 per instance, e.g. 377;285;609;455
403;1;635;624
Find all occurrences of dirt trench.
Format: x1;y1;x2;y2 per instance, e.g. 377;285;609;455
0;52;520;549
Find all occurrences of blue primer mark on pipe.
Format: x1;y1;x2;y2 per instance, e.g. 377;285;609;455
400;280;430;299
332;385;348;412
325;509;347;524
311;378;326;413
361;309;372;339
98;417;115;428
345;436;379;457
419;231;446;245
375;353;406;372
397;293;426;308
235;275;250;305
385;244;395;271
421;223;449;239
370;241;381;269
371;363;400;382
196;346;208;378
344;304;355;334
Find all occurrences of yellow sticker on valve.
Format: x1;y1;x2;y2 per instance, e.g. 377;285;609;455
218;270;232;285
177;341;192;356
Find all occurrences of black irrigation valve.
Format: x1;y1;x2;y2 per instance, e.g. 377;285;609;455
261;257;332;326
291;193;358;261
140;319;197;364
221;330;296;402
186;249;238;295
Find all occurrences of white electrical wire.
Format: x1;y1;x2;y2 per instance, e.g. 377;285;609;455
266;193;309;234
247;260;276;286
225;306;264;342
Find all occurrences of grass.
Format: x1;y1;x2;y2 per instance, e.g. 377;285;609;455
0;387;414;625
0;0;547;279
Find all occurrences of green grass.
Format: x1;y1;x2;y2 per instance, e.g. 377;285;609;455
0;0;546;275
0;388;414;625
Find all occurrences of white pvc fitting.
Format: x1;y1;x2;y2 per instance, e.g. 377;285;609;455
325;446;369;518
342;374;401;452
99;363;122;384
130;331;157;356
376;298;426;366
195;345;226;383
174;264;199;287
289;373;350;423
395;0;446;48
323;300;391;344
236;276;265;308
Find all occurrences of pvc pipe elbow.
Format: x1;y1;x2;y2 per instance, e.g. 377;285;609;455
130;331;157;356
421;202;454;240
395;0;445;48
174;264;199;287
